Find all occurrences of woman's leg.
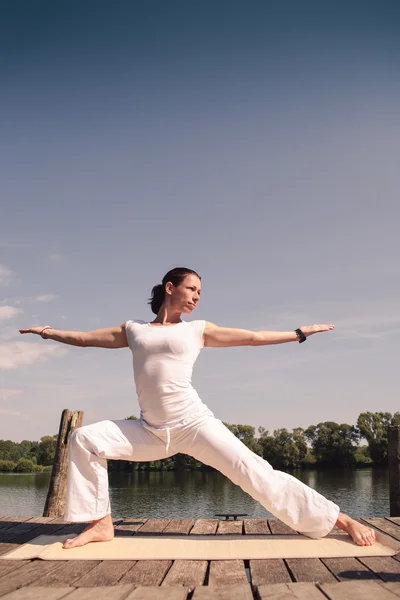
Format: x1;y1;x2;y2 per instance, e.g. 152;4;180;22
174;417;375;544
63;419;174;548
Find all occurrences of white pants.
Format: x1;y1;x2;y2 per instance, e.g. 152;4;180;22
65;411;340;538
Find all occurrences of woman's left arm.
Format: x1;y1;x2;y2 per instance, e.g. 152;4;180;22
203;322;334;347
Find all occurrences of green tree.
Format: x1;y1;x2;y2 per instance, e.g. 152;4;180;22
38;436;57;466
357;412;400;465
223;423;262;455
259;428;307;470
305;422;359;467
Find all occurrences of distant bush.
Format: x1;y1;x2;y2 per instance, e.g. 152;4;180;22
13;458;39;473
0;460;17;472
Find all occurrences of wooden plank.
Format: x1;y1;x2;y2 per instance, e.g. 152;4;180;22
216;520;243;535
361;518;400;542
387;518;400;526
244;519;270;535
358;557;400;582
135;519;170;535
208;560;248;586
379;582;400;598
0;518;33;532
119;560;173;586
257;582;327;599
73;560;136;586
192;584;253;599
268;519;298;535
32;561;100;586
190;520;218;535
0;561;64;597
322;557;379;581
126;588;189;600
0;588;75;600
320;580;400;599
4;521;71;545
62;587;135;600
0;544;20;558
162;560;207;588
0;561;29;580
285;558;337;583
115;519;147;536
163;520;194;535
250;559;292;584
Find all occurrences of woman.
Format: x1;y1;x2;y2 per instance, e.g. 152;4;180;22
19;267;375;549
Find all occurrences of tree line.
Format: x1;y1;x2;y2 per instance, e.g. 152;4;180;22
0;411;399;473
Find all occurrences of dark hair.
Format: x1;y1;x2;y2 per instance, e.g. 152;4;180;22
148;267;201;315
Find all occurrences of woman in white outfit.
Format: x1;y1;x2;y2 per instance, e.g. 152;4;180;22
19;267;375;548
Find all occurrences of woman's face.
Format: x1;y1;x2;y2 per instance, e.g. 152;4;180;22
168;274;201;314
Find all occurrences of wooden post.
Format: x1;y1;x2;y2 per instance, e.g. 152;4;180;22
43;409;84;518
388;425;400;517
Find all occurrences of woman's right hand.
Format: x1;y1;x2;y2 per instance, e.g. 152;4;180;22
19;326;49;336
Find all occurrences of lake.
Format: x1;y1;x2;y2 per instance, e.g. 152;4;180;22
0;467;389;519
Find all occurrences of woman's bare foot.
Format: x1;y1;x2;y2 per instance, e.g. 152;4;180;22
63;514;114;549
336;513;376;546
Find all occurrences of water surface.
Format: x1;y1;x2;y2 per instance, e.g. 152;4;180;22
0;468;389;519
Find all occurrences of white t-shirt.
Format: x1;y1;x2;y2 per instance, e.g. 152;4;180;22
125;319;210;427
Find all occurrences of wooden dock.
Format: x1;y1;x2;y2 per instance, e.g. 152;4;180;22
2;516;400;599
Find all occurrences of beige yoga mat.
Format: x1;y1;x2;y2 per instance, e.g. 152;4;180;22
1;532;399;560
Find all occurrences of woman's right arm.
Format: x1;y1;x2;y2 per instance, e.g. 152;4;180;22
19;324;128;349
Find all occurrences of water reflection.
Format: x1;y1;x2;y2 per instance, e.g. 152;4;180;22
0;468;390;519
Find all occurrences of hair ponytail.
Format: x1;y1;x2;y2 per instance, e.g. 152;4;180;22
149;284;166;315
147;267;201;315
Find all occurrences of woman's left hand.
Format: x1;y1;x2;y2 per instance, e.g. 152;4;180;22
300;324;335;338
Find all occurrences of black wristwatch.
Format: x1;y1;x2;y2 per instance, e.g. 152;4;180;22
295;328;306;343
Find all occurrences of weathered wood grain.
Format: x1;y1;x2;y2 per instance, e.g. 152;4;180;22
192;583;253;599
43;409;84;518
61;587;135;600
72;560;135;586
378;582;400;598
321;557;379;581
243;520;270;535
0;587;75;600
162;560;207;588
216;520;242;535
119;560;173;586
135;519;170;535
190;520;218;535
0;560;63;596
321;580;399;600
208;560;248;586
163;520;194;535
257;582;327;599
358;556;400;582
285;558;337;583
125;588;188;599
249;559;292;585
32;561;100;587
115;519;147;536
268;519;298;535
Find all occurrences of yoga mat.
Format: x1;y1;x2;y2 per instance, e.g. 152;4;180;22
1;532;398;560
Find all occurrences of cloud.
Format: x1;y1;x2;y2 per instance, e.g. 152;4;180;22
0;306;23;321
36;294;58;302
0;264;13;284
0;388;23;400
0;408;21;417
0;341;67;371
48;253;65;264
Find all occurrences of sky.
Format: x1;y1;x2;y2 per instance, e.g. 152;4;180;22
1;0;400;442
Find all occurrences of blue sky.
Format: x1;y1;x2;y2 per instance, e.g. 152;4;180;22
1;1;400;441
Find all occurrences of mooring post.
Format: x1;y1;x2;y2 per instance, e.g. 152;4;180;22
43;409;84;518
388;425;400;517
